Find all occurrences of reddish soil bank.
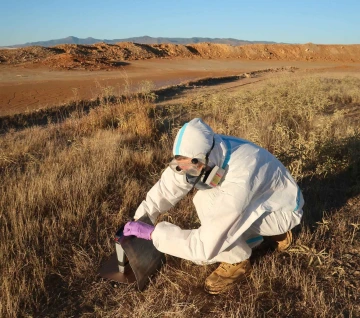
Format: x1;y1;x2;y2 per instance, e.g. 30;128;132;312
1;43;360;116
1;43;360;70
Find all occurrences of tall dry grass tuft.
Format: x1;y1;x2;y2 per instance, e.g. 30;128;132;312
1;75;359;317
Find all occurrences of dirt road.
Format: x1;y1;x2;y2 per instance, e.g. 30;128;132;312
1;58;360;116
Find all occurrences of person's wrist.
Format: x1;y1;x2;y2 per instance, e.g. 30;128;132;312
148;225;155;240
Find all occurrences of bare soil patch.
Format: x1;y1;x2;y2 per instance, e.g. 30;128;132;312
1;57;360;116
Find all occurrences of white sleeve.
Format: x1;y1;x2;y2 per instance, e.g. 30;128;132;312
133;167;193;223
151;190;253;264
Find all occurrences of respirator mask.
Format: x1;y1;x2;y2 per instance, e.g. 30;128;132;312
169;138;225;189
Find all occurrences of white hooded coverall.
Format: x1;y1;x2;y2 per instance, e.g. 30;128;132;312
134;118;304;265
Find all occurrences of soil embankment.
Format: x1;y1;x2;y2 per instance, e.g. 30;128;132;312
1;42;360;116
1;42;360;70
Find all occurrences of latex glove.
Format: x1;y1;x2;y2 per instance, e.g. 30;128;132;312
123;221;154;240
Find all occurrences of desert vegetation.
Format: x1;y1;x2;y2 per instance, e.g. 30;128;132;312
1;75;359;317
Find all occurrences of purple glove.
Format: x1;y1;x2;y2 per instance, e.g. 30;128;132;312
123;221;155;240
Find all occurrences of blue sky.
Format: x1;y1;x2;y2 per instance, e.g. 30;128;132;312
0;0;359;46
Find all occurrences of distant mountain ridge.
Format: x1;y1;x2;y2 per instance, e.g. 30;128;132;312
4;35;277;48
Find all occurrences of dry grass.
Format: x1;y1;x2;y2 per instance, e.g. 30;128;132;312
0;75;359;317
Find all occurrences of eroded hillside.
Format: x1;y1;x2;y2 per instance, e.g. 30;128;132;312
1;42;360;70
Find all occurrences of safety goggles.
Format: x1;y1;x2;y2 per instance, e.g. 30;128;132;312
169;158;204;176
170;137;215;183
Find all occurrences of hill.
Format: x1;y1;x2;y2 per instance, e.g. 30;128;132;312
1;42;360;71
2;35;277;48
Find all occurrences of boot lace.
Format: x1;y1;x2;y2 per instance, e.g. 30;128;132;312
219;263;238;272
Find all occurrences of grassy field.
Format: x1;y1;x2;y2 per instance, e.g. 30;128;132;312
1;75;359;317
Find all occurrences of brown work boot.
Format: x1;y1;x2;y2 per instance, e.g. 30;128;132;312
204;259;252;295
271;230;293;251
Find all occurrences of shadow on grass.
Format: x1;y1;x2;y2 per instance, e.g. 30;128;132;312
299;135;360;228
251;134;360;262
0;99;101;134
154;74;246;103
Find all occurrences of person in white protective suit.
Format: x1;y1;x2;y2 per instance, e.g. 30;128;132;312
123;118;304;294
